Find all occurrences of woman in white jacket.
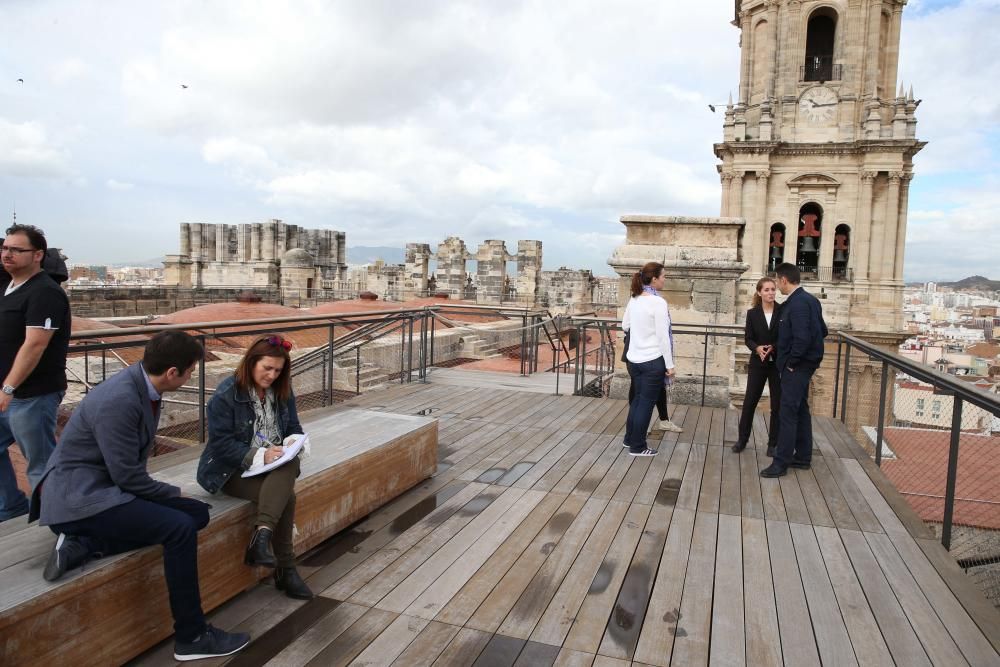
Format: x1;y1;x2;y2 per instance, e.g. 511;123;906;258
622;262;675;456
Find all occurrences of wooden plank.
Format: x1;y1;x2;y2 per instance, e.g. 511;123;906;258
696;442;723;514
823;457;883;534
842;459;910;536
347;613;430;667
863;532;969;667
471;633;525;666
764;520;821;667
632;508;696;666
915;537;1000;656
390;620;460;667
431;627;492;667
709;408;726;447
669;511;719;666
530;501;632;647
886;532;1000;666
632;438;676;505
723;408;740;446
562;503;650;655
591;657;629;667
434;492;565;627
838;530;933;667
541;434;604;495
794;467;836;528
264;601;370;667
565;439;623;498
738;444;765;520
788;522;859;666
553;648;595;667
512;431;590;490
755;446;786;522
303;606;397;667
776;467;812;525
813;526;894;666
810;457;859;531
402;490;545;619
347;487;509;607
375;487;530;613
692;406;713;446
609;453;651;504
596;503;674;661
321;483;490;601
741;517;782;667
465;494;589;633
708;513;745;667
718;448;742;517
588;401;627;437
513;641;561;667
591;449;634;501
675;444;707;510
497;497;610;639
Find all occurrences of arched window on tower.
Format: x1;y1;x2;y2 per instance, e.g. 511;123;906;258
833;224;851;281
768;223;786;272
803;9;839;82
797;203;823;277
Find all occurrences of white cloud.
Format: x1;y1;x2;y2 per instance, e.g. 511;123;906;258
0;119;74;179
106;179;134;191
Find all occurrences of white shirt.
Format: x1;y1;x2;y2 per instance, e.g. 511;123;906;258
622;295;674;368
764;310;773;327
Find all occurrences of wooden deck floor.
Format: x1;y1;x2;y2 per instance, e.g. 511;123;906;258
132;383;1000;667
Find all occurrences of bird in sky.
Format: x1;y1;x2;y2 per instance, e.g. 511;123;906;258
16;78;23;84
180;84;188;89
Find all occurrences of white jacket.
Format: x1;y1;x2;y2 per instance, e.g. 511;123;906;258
622;295;674;368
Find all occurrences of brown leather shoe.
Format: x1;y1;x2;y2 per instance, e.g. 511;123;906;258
274;567;314;599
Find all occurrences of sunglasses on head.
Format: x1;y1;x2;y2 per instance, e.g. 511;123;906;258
266;336;292;351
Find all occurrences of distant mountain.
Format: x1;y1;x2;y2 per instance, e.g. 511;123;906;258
940;275;1000;291
347;246;405;265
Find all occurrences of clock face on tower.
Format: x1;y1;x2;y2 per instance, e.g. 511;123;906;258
799;86;839;123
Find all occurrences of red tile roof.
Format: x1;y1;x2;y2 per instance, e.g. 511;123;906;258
881;427;1000;530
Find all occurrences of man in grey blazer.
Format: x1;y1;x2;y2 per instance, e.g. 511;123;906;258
31;331;250;662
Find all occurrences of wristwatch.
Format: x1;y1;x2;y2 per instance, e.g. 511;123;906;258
1;385;15;396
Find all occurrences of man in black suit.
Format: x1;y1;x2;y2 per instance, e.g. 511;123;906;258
760;264;828;478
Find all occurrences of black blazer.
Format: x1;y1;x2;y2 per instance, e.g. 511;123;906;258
744;303;781;367
776;287;828;371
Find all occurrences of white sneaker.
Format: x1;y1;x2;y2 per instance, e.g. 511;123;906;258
658;420;684;433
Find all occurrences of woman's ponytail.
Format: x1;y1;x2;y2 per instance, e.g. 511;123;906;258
630;271;643;297
631;262;665;297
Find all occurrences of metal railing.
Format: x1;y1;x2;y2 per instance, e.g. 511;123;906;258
766;266;853;282
801;56;842;82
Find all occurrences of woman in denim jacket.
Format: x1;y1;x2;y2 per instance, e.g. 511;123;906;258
196;334;311;599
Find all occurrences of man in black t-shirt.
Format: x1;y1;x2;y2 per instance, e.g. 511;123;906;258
0;224;71;521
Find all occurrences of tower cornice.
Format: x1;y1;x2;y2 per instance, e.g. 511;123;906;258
714;139;927;160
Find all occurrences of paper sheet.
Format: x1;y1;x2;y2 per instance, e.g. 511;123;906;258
241;433;308;478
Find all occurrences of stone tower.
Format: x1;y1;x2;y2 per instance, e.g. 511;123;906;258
716;0;924;332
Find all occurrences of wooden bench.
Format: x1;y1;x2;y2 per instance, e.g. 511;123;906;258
0;407;437;666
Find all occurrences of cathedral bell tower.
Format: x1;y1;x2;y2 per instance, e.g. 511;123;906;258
715;0;925;331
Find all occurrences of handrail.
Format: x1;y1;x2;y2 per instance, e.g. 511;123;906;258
838;332;1000;416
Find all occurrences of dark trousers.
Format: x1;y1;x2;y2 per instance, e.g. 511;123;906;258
737;361;780;447
774;366;816;468
49;496;210;643
624;357;666;452
223;456;300;567
628;369;668;421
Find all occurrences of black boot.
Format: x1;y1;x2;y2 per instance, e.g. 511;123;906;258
731;441;747;453
244;527;276;567
274;567;314;599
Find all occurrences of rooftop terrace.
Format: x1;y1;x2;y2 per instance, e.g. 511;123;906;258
122;380;1000;666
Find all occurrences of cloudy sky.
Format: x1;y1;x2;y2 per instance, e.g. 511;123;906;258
1;0;997;281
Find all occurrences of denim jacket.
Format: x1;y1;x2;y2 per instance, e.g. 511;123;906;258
196;374;303;494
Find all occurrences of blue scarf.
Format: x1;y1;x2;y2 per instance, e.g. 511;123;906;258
642;285;675;386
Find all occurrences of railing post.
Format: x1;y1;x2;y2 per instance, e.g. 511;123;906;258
430;313;436;368
840;343;851;423
327;324;335;406
874;361;889;467
407;316;414;383
356;347;361;394
520;314;527;376
554;332;561;396
942;397;964;551
832;339;842;419
101;349;107;383
579;323;588;395
84;348;90;391
198;335;207;444
701;329;709;407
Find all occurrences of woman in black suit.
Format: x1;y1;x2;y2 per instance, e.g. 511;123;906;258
732;277;781;455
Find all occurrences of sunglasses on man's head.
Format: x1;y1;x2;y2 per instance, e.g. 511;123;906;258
266;336;292;351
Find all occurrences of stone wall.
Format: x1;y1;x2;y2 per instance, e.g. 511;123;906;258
539;268;596;315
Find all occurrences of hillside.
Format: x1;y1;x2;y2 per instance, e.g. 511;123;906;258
940;275;1000;291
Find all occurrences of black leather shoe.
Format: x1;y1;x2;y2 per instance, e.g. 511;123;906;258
274;567;314;599
43;534;91;582
731;442;747;453
245;527;276;567
789;459;811;470
766;446;776;458
759;464;787;478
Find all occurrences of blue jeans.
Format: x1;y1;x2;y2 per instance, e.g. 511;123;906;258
624;357;666;452
0;391;63;520
49;496;211;643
